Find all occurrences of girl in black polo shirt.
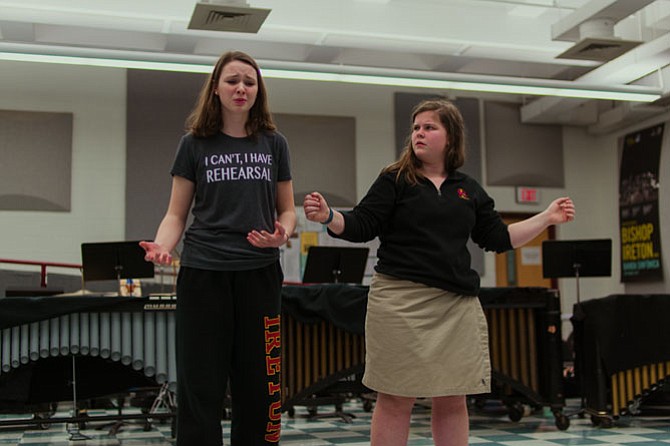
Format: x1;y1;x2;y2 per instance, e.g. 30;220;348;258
304;98;574;446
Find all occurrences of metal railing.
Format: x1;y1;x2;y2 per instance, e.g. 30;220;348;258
0;258;82;288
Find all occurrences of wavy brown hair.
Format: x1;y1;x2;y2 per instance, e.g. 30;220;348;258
185;51;276;138
382;98;466;185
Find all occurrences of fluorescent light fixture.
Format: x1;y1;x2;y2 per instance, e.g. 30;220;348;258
0;52;213;74
261;69;660;102
0;49;661;102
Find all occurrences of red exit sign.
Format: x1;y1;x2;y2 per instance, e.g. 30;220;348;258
516;187;540;204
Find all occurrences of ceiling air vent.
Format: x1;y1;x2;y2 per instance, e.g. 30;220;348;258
556;37;641;62
188;2;270;33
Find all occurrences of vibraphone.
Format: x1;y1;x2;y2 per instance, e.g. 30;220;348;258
0;295;177;428
480;287;568;430
573;293;670;427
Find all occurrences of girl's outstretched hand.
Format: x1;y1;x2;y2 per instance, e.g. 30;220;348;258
546;197;575;224
139;241;172;265
247;220;289;248
303;192;330;223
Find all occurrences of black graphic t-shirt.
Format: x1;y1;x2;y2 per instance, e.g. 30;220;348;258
171;131;292;271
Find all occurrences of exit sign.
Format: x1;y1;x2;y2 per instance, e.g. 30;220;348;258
516;187;540;204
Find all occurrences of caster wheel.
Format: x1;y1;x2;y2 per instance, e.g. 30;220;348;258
591;415;613;428
34;414;50;430
508;403;524;422
363;400;373;412
599;417;613;428
554;413;570;431
307;406;317;417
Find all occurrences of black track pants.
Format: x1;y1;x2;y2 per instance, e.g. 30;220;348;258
175;263;283;445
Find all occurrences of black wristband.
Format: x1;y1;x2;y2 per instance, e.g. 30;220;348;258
321;207;334;225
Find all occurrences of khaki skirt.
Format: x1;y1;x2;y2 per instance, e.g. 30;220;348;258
362;273;491;397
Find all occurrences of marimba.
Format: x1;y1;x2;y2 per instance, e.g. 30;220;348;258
480;287;568;430
573;293;670;427
281;312;366;413
281;284;369;417
611;362;670;417
280;285;568;428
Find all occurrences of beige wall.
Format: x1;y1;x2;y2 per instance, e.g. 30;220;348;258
0;61;127;266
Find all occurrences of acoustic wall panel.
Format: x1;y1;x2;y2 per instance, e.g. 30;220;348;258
274;113;356;207
0;110;73;211
484;101;564;187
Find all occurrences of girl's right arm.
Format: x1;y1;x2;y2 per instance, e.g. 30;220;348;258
304;174;396;241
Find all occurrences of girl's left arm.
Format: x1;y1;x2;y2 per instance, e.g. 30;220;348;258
508;197;575;248
246;179;296;248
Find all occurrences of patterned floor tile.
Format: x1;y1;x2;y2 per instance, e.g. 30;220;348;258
0;397;669;445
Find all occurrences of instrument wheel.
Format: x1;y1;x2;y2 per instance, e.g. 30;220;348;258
363;399;373;412
554;412;570;431
77;409;87;430
34;403;57;430
33;414;50;430
590;415;613;428
507;403;524;422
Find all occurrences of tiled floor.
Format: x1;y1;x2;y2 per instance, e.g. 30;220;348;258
0;398;669;445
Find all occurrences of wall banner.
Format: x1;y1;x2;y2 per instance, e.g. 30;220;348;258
619;123;664;282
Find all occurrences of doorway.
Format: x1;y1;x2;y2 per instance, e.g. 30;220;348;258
495;214;555;288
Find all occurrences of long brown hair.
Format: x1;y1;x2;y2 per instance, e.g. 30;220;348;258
383;98;466;185
185;51;276;138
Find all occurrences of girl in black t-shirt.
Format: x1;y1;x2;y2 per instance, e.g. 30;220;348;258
141;50;296;446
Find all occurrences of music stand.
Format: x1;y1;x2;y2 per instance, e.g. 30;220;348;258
542;239;612;421
81;241;155;292
71;241;155;439
542;239;612;306
302;246;369;284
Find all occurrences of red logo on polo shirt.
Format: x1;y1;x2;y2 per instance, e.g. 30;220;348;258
457;188;470;200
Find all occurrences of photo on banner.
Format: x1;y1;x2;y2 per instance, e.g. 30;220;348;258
619;123;664;282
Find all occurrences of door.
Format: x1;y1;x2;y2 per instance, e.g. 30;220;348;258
495;214;554;288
